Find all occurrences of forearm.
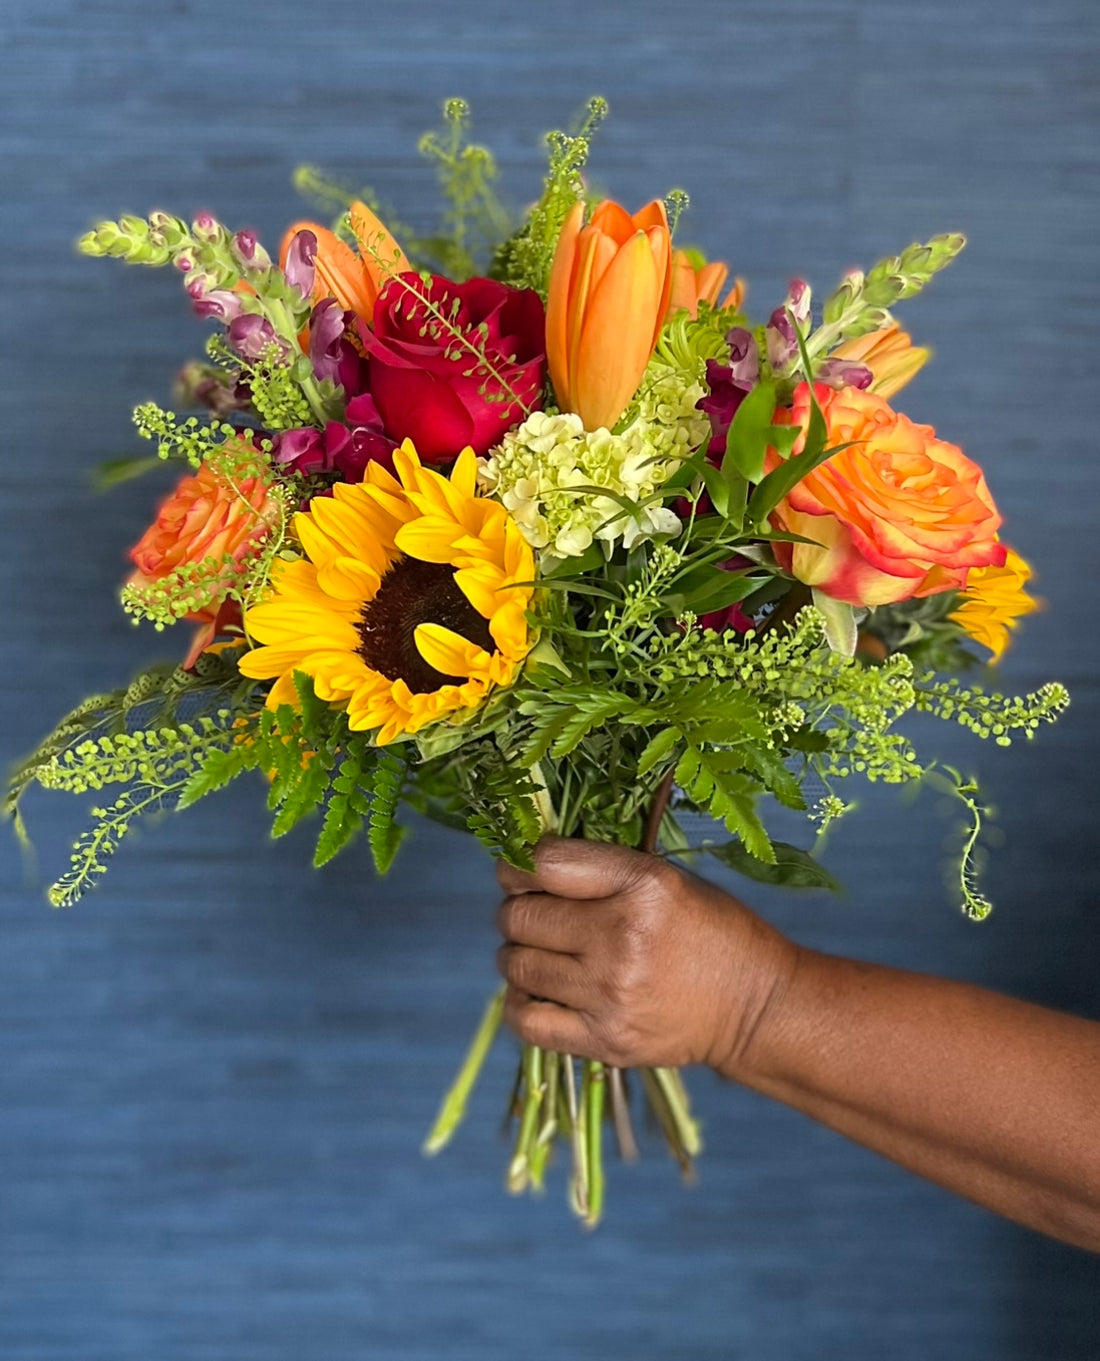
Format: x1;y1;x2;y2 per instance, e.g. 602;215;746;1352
725;946;1100;1251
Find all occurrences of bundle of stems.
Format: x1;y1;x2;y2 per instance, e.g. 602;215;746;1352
423;774;702;1226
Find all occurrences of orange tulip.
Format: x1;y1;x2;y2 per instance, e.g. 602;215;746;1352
831;323;930;400
279;201;410;319
546;198;673;432
667;250;746;320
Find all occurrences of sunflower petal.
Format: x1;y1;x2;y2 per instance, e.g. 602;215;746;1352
414;623;489;678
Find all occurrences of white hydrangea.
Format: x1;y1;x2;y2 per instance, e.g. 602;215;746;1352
480;366;710;563
624;360;711;460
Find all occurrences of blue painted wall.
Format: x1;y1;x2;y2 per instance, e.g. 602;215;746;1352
1;2;1097;1356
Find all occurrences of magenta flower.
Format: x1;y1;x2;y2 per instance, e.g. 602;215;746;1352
271;402;395;484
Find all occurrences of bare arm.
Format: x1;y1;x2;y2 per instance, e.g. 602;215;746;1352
496;837;1100;1253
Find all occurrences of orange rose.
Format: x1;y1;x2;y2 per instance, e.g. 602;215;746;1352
768;384;1006;608
127;452;278;664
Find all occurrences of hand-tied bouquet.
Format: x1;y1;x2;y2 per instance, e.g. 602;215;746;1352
7;99;1068;1224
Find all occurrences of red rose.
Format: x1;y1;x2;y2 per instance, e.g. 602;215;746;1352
358;273;546;463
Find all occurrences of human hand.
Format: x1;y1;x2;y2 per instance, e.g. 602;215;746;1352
495;836;797;1073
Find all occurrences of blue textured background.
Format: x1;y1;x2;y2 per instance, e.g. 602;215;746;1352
1;2;1098;1357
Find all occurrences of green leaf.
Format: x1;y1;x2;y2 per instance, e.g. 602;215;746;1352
721;380;777;483
703;839;841;890
673;568;759;617
292;670;330;730
368;750;407;874
549;692;637;757
812;589;858;656
659;451;710;493
91;455;163;492
746;417;857;531
314;792;361;867
176;744;254;810
784;725;830;754
700;462;732;519
638;727;681;778
270;753;331;838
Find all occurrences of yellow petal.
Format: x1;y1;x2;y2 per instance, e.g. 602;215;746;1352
307;495;388;569
265;669;302;709
315;555;380;602
449;446;479;500
453;565;502;618
414;622;489;678
393;517;462;563
293;513;346;570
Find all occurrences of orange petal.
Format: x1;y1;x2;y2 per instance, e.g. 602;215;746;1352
668;251;699;318
645;225;673;344
308;223;375;317
631;199;669;233
697;261;729;308
575;230;660;431
720;277;747;312
589;200;638;244
350;200;410;304
546;201;585;410
565;226;616;408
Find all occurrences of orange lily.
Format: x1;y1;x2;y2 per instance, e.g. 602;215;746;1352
667;249;746;319
831;322;930;400
279;201;410;320
546;198;673;432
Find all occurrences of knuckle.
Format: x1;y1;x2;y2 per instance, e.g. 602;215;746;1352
590;1017;634;1068
633;853;678;905
532;834;568;874
496;892;532;942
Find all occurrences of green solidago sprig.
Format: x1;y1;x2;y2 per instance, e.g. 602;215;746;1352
39;713;244;907
416;97;514;280
490;96;609;295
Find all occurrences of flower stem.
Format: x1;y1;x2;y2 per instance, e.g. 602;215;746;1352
584;1060;607;1228
642;766;676;855
565;1053;589;1219
507;1042;545;1193
422;986;506;1155
607;1065;639;1162
529;1050;560;1190
640;1068;696;1176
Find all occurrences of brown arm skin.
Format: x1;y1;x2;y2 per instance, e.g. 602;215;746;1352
496;837;1100;1254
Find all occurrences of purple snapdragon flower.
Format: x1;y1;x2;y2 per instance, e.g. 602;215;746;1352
308;299;369;398
698;326;760;456
284;229;318;300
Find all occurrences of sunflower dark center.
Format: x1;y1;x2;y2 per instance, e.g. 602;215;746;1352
357;556;495;694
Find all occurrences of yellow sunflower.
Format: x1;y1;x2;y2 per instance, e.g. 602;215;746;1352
951;546;1040;663
237;440;535;745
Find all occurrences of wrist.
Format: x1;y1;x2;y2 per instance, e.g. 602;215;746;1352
707;919;803;1083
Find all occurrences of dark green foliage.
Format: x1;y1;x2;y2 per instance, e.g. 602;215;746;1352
456;742;542;870
367;750;408;874
702;839;841;891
